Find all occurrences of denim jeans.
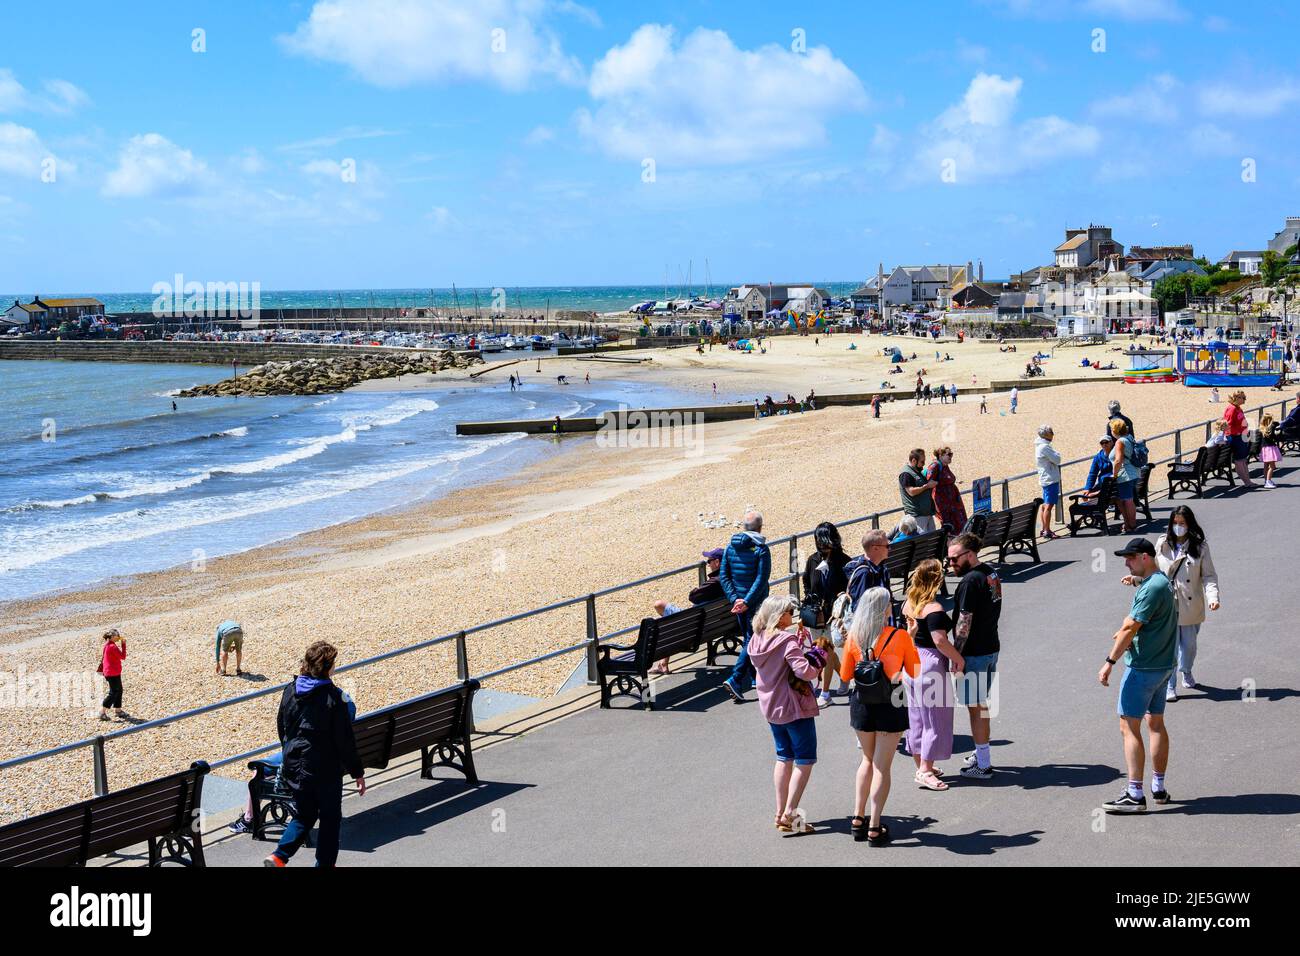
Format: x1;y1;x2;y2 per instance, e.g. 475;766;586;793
274;782;343;867
1167;624;1201;691
726;610;756;692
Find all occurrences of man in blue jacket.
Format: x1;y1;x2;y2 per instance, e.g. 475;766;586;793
1082;435;1115;497
721;510;771;702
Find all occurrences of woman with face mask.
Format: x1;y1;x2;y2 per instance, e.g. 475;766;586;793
1152;506;1220;702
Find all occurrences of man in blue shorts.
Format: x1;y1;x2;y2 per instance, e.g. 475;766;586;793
1099;538;1177;813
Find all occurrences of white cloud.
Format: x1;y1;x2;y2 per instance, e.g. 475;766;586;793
0;70;91;114
575;24;868;164
1091;73;1181;124
277;126;400;153
301;158;345;178
427;205;458;230
1200;79;1300;118
280;0;582;90
986;0;1185;21
102;133;209;198
524;125;555;146
1187;122;1242;156
0;122;63;179
911;72;1099;183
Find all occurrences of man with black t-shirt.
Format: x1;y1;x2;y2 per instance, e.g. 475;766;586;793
947;532;1003;780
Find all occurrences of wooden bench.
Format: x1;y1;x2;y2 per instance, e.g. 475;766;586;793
702;598;743;666
1068;476;1115;536
885;528;949;594
1277;420;1300;455
597;604;707;710
0;761;209;867
1106;464;1153;524
248;681;479;841
980;499;1043;564
1168;444;1234;498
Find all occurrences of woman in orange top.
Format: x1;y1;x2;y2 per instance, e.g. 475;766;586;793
840;586;919;846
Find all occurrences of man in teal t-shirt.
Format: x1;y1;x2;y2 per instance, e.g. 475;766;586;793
1098;538;1177;814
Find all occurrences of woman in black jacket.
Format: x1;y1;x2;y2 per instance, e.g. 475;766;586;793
265;642;366;867
801;522;852;706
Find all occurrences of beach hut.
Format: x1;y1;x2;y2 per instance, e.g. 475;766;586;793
1056;312;1107;337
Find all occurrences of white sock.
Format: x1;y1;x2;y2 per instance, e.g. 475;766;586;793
1127;780;1144;799
1152;771;1166;793
975;743;992;769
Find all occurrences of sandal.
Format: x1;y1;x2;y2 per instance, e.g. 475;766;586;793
867;823;891;847
916;770;949;791
851;815;868;842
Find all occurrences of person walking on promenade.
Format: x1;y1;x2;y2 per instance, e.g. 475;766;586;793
722;511;772;702
1108;400;1135;440
1258;413;1282;488
947;533;1003;779
801;522;852;706
1099;539;1177;814
748;594;826;833
1035;424;1062;539
1222;390;1256;488
1010;386;1019;414
97;628;127;721
926;445;968;533
1152;508;1220;701
215;619;245;676
903;559;961;791
265;641;366;866
1109;419;1141;533
899;448;938;534
843;530;892;615
841;586;918;845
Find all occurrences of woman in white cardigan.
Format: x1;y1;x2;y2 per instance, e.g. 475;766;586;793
1155;505;1220;701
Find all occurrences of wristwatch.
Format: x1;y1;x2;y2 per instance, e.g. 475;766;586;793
1104;656;1117;665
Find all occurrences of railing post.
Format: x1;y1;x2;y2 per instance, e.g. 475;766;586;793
584;594;599;685
697;561;707;586
454;631;469;682
870;513;880;530
1174;429;1182;461
1001;479;1011;511
1205;421;1211;443
788;537;800;598
92;736;108;797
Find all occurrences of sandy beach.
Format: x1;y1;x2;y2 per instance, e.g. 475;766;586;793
0;333;1286;820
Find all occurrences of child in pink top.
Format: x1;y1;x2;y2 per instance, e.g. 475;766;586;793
747;595;827;833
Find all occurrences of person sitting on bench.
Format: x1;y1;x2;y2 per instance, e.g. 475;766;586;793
650;548;726;675
1081;435;1116;499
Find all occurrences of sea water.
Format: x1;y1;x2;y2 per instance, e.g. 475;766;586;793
0;360;696;603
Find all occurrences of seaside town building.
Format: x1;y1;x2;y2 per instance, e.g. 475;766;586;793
1267;215;1300;254
1218;250;1267;275
4;296;106;330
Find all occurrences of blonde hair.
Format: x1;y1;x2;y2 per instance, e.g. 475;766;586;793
1109;418;1129;438
1229;390;1246;405
849;587;891;658
1261;413;1275;431
751;594;798;638
1213;420;1226;433
904;559;944;617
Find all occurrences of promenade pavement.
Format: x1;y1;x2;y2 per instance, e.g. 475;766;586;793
197;463;1300;866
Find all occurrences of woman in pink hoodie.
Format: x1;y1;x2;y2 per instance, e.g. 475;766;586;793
98;628;127;721
748;594;827;833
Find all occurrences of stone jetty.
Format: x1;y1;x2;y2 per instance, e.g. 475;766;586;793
177;351;481;397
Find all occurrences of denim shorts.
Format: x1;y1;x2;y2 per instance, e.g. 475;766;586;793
1041;482;1061;506
1118;666;1175;718
1114;479;1136;501
956;652;998;706
770;716;818;765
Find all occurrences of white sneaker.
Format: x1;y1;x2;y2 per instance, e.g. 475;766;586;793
1181;672;1196;689
1265;480;1277;489
1165;688;1177;702
818;692;832;708
961;753;978;769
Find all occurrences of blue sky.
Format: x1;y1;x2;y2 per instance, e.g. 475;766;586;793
1;0;1298;292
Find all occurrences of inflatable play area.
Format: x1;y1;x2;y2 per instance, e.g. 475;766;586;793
1125;348;1179;384
1176;340;1286;387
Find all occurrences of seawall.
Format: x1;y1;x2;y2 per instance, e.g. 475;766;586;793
0;339;478;367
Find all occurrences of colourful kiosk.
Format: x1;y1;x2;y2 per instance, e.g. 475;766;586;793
1176;340;1285;387
1124;348;1179;384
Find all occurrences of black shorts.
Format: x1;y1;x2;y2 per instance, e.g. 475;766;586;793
849;692;909;734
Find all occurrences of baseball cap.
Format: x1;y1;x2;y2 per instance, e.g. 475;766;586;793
1099;434;1114;443
702;548;725;561
1113;538;1155;558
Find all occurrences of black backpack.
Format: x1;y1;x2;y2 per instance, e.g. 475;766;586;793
853;627;903;705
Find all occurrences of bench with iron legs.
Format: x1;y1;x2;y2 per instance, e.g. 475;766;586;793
1167;444;1234;498
884;527;949;595
1106;463;1154;525
597;604;708;710
979;499;1043;564
1069;476;1115;536
0;761;209;867
1278;422;1300;455
248;681;479;841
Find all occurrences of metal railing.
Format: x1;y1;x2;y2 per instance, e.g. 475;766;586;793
1;396;1291;801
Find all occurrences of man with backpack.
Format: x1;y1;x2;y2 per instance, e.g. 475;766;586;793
721;511;772;702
